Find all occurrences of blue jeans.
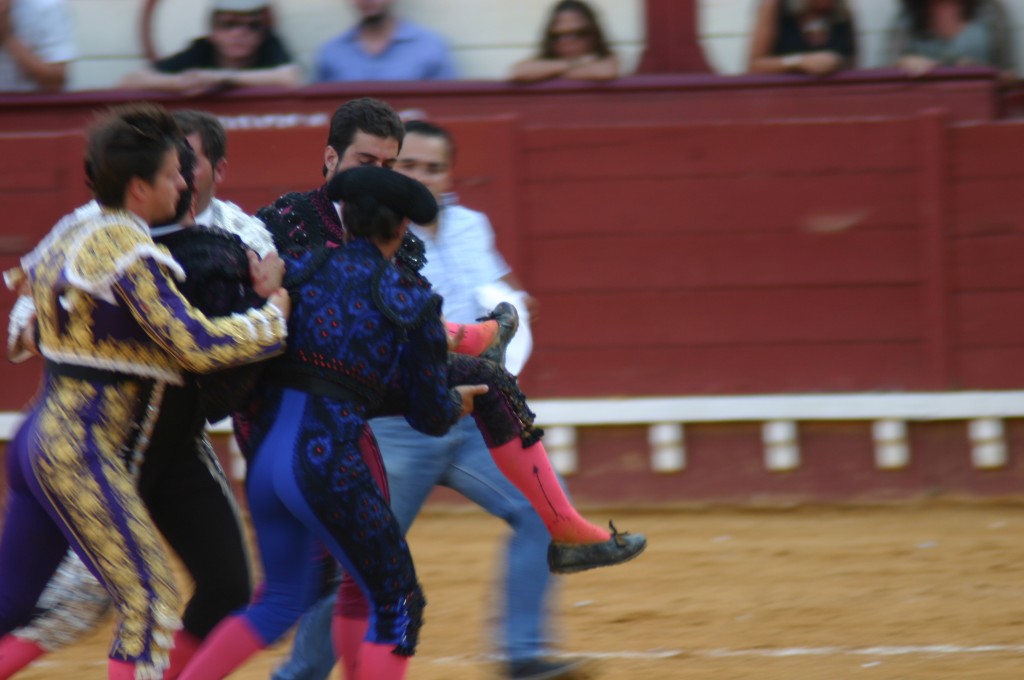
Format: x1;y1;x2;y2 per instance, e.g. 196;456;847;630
273;416;558;679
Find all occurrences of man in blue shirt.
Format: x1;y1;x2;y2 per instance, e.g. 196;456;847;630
315;0;458;81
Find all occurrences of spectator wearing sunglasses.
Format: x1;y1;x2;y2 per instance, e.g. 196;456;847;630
119;0;300;94
509;0;619;83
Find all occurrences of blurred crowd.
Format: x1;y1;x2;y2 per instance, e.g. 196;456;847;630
0;0;1019;94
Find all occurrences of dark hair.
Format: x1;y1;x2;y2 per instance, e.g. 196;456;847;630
403;119;456;165
173;109;227;166
326;97;405;166
342;199;404;242
901;0;979;35
159;136;197;227
209;6;270;25
86;103;180;208
539;0;612;59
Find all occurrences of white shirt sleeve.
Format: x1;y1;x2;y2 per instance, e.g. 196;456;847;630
18;0;76;64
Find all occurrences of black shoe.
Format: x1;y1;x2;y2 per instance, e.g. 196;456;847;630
508;656;592;679
547;521;647;574
478;301;519;366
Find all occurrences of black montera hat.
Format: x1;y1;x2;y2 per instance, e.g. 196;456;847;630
326;166;438;225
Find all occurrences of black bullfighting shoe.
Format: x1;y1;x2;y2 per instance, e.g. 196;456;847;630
478;301;519;367
547;521;647;574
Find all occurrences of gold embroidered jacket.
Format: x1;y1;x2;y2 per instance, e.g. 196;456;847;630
20;208;286;383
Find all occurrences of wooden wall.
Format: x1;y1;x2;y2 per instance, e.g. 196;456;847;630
2;74;1024;502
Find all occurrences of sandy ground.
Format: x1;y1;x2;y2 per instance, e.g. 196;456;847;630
11;502;1024;679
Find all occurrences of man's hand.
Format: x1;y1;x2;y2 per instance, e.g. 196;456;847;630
800;51;842;76
177;69;227;96
248;250;286;298
267;288;291;320
898;55;938;78
454;384;489;417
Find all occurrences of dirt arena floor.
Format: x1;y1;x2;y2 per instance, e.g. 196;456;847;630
12;502;1024;679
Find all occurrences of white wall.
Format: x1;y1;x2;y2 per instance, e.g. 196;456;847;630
61;0;1024;91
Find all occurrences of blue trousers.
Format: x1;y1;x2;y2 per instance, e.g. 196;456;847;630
272;416;558;679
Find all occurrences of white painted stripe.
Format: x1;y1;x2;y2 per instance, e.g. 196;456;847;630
429;650;685;666
426;644;1024;667
532;391;1024;425
7;390;1024;442
703;644;1024;657
29;644;1024;674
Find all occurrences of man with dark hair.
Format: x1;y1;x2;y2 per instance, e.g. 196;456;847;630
377;118;582;680
119;0;300;94
0;102;289;680
174;109;276;256
0;111;288;680
267;99;645;680
326;95;406;163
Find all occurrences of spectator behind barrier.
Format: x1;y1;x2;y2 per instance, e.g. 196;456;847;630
747;0;856;76
315;0;458;82
0;0;74;92
119;0;300;95
888;0;1017;84
509;0;619;83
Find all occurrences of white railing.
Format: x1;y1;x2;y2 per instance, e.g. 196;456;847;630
4;390;1022;476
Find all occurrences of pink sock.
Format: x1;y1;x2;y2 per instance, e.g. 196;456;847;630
356;642;408;680
162;629;201;680
108;659;135;680
0;636;45;679
489;440;611;544
446;320;497;356
177;616;265;680
333;616;368;680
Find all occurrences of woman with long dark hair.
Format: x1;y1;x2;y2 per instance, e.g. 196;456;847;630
748;0;857;75
510;0;620;83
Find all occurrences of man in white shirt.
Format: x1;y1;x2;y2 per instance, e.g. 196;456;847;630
372;120;581;680
0;0;74;92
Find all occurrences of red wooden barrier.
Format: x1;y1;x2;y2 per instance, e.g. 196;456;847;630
3;85;1024;503
5;113;1024;408
0;70;1005;134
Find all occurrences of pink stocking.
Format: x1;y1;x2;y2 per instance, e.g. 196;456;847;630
357;642;408;680
0;636;45;679
335;574;370;679
446;319;497;356
489;439;610;544
333;615;368;680
177;616;265;680
162;629;201;680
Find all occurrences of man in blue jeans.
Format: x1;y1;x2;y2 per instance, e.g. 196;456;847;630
272;119;585;680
